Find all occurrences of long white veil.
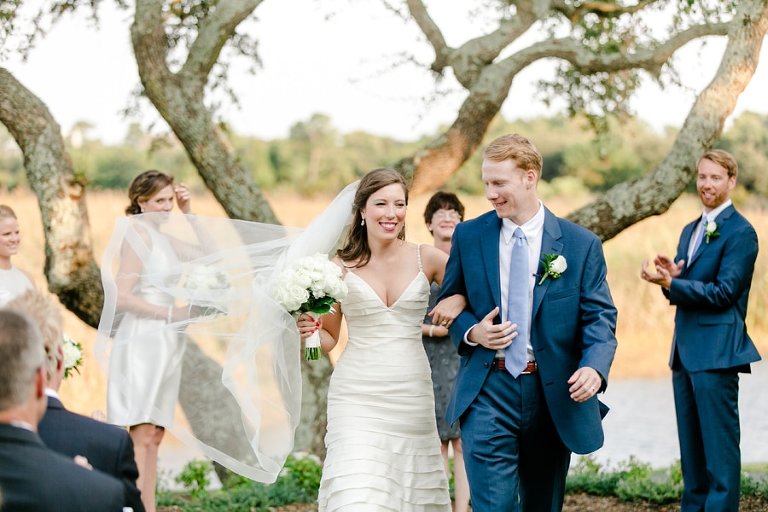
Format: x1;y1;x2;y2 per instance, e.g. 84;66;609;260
95;181;358;482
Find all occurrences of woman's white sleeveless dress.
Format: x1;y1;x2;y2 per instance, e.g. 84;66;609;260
318;248;451;511
107;224;184;428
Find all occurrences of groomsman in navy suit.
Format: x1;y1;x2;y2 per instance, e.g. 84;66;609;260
642;149;760;511
435;133;617;511
5;290;145;512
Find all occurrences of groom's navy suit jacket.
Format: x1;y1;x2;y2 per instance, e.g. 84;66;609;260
441;208;617;455
665;204;760;371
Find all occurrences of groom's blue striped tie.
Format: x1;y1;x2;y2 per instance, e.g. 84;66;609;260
505;227;529;377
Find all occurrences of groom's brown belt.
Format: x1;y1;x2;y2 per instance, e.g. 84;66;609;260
492;359;538;374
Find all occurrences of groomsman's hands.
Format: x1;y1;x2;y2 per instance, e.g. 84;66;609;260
567;366;601;402
640;256;680;289
653;254;682;275
467;307;517;350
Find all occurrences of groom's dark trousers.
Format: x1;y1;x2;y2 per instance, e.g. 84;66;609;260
441;209;617;511
664;204;760;511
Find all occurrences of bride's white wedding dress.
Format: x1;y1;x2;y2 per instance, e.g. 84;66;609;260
319;246;451;511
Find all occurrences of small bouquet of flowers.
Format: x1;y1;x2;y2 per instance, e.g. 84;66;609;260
183;265;232;317
62;334;83;379
274;253;348;360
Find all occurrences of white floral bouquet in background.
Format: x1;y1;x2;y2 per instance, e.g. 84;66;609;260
274;253;348;360
183;265;232;317
62;335;83;379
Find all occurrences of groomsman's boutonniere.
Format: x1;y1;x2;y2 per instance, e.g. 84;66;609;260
538;253;567;285
704;220;719;244
62;335;84;379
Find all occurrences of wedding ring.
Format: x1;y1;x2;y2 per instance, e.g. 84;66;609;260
441;321;448;326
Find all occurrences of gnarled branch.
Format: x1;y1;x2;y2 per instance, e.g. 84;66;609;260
567;0;768;240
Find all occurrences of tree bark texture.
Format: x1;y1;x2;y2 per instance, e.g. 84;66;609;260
132;0;327;458
132;0;277;224
0;67;103;326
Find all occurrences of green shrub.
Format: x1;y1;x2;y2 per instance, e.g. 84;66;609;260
158;452;323;512
175;459;213;499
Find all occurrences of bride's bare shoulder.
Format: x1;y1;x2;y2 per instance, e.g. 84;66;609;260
331;255;349;274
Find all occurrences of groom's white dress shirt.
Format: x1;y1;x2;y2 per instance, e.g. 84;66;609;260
464;202;545;362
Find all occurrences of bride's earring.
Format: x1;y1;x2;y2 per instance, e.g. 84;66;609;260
360;217;365;226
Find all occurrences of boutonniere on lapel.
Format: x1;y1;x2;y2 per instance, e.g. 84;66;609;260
538;253;567;285
704;220;719;244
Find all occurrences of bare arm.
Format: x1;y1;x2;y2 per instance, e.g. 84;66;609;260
297;304;343;353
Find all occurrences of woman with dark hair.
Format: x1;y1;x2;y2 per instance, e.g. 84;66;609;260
296;168;465;511
0;205;34;306
103;170;195;512
422;191;470;512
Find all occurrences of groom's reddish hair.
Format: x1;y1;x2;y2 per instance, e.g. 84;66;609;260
484;134;543;177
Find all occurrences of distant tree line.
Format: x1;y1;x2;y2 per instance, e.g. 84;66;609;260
2;110;766;198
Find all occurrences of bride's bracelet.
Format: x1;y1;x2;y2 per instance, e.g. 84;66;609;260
428;324;435;337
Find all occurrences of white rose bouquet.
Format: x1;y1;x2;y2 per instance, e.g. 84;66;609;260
62;334;84;379
274;253;348;360
183;265;232;317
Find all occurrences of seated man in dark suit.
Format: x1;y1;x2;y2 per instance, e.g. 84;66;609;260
7;290;144;512
0;309;124;511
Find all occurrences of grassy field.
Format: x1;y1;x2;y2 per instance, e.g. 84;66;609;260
1;187;766;417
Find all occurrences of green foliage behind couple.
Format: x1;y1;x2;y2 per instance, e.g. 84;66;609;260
3;111;767;197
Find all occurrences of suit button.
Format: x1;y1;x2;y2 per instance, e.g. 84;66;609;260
483;362;489;368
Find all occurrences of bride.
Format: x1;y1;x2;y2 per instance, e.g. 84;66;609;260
297;168;465;511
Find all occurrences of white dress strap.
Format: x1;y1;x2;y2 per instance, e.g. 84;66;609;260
416;243;423;273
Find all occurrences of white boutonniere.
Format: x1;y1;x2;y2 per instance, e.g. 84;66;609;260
62;335;83;379
704;220;719;244
538;253;567;285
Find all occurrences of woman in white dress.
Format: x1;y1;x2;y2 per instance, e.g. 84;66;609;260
0;205;33;306
106;170;198;512
296;168;465;511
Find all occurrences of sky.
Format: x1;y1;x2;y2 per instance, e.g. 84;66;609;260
4;2;768;145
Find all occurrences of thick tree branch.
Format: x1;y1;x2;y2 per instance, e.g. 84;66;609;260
497;21;730;78
551;0;661;23
568;0;768;240
406;7;735;195
405;0;449;71
133;0;277;223
180;0;261;81
0;67;103;326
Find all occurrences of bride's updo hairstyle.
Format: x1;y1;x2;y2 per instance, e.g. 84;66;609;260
125;170;175;215
337;168;408;268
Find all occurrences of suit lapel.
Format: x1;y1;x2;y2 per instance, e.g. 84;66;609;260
532;209;563;321
480;214;502;312
686;205;734;271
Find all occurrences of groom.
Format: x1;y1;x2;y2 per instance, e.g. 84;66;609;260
439;133;617;511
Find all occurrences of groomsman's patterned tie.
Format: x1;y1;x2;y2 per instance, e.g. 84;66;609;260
505;228;529;377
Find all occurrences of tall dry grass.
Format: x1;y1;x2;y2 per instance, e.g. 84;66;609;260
1;188;766;417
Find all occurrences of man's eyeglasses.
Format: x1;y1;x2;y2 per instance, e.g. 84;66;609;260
432;210;461;221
